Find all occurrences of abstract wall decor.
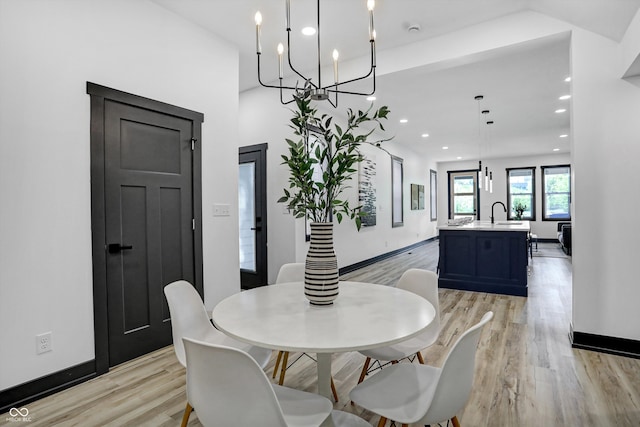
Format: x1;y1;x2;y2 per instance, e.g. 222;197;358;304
358;156;377;227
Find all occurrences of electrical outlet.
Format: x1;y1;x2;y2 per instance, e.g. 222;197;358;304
36;332;52;354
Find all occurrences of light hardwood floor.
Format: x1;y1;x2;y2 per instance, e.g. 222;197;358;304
2;242;639;426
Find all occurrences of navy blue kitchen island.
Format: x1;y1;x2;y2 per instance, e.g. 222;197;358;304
438;221;530;297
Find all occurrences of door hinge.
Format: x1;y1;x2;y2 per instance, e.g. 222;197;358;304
192;218;196;230
191;138;197;151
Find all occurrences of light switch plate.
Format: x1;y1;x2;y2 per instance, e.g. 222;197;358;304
213;204;231;217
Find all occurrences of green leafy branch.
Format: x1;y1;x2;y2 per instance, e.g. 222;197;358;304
278;83;391;231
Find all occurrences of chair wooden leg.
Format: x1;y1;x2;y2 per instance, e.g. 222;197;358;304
278;351;290;385
330;377;339;402
376;416;388;427
180;403;193;427
451;415;461;427
357;357;371;384
273;350;283;379
416;351;425;364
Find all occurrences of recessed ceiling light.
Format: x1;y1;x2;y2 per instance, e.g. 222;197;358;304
366;96;376;101
555;108;567;113
457;156;462;160
442;146;449;150
559;95;571;100
565;76;572;82
399;119;408;124
553;148;560;152
559;134;568;138
421;133;429;138
301;27;316;36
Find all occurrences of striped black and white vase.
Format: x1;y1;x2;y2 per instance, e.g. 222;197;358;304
304;222;339;306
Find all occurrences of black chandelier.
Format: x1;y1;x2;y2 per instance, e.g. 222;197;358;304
255;0;377;107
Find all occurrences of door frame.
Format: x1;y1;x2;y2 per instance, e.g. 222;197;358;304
447;168;481;220
239;143;268;289
87;82;204;374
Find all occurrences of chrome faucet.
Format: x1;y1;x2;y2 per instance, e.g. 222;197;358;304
491;201;507;224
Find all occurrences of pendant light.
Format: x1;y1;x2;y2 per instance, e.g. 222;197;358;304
486;120;494;193
474;95;483;190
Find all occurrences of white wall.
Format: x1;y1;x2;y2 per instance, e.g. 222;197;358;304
438;153;571;239
571;22;640;341
0;0;241;390
238;89;438;283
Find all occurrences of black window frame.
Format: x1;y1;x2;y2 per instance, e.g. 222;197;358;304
506;167;536;221
541;164;572;221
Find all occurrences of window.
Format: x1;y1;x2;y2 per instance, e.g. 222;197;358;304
506;167;535;220
541;165;571;220
449;170;478;219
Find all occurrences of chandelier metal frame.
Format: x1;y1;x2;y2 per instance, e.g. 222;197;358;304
255;0;377;107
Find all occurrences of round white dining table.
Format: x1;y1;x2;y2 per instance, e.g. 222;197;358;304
211;281;436;405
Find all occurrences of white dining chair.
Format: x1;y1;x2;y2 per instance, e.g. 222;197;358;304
356;268;441;384
183;337;370;427
272;263;339;402
275;262;305;284
164;280;272;427
350;311;494;427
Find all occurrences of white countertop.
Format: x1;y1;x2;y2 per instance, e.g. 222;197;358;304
438;220;530;231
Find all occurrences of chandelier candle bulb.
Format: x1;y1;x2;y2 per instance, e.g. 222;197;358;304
368;0;375;40
332;49;339;83
277;43;284;78
255;12;262;54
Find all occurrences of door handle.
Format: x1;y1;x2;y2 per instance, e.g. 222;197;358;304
250;227;262;231
108;243;133;254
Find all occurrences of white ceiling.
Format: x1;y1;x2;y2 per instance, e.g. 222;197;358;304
152;0;640;163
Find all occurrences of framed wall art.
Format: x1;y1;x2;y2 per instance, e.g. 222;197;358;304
391;156;404;227
430;169;437;221
411;184;425;210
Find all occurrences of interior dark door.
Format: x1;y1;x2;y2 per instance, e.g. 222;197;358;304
104;100;195;366
239;144;268;289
